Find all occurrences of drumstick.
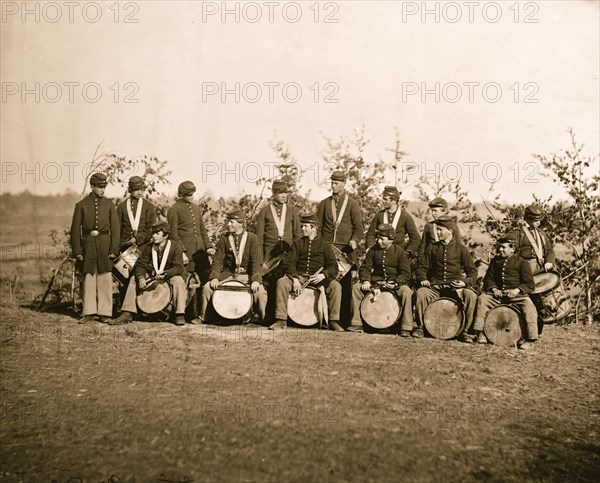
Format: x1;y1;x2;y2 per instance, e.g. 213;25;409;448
300;267;324;290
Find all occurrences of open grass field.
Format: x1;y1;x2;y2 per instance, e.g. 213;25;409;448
1;303;599;483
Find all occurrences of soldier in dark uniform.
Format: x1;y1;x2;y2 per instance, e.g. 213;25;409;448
508;204;556;336
415;216;477;338
350;224;413;335
468;235;538;349
116;176;156;251
270;213;342;330
416;197;463;263
365;186;420;259
70;172;120;323
316;171;364;329
111;221;188;326
199;209;267;324
255;180;301;323
167;181;215;321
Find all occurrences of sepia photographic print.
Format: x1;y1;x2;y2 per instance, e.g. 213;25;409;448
1;1;599;481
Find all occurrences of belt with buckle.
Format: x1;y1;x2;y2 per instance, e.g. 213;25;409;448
83;229;109;237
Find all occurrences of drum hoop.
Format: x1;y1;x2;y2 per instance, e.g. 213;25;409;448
136;280;172;314
532;270;561;294
212;280;253;320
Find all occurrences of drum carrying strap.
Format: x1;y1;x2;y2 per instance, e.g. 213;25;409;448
383;209;402;230
318;285;329;328
126;198;143;233
331;195;349;244
151;240;171;276
522;225;545;267
228;231;248;274
269;202;287;239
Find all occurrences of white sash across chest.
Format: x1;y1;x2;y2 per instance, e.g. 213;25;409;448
126;198;143;232
331;195;349;243
269;202;287;238
228;232;248;271
383;209;402;230
152;240;171;276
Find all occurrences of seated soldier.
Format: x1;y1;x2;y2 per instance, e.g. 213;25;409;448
415;215;477;338
111;221;187;326
199;208;267;323
469;235;538;349
270;213;342;330
350;224;413;335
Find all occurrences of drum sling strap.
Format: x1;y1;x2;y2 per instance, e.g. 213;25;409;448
228;232;248;275
331;195;349;244
126;198;143;233
383;209;402;231
151;240;171;277
269;202;287;239
522;226;545;267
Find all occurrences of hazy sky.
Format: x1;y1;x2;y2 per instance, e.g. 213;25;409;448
1;0;599;203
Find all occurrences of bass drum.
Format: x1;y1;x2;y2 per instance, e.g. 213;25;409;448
532;270;571;323
359;291;400;330
212;280;253;322
423;297;464;340
288;287;321;327
136;280;173;320
484;305;522;347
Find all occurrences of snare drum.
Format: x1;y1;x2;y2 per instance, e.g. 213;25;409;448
423;297;464;339
136;280;173;320
484;305;522;347
359;290;400;330
331;245;354;281
113;244;141;285
532;270;571;323
212;280;253;322
288;287;321;327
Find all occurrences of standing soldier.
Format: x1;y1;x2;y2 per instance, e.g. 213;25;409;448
317;171;364;329
199;208;267;324
255;180;301;323
365;186;420;258
70;172;120;323
417;197;463;263
116;176;156;251
508;204;556;336
167;181;215;322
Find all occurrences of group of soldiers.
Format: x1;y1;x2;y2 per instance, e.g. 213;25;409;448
71;171;556;349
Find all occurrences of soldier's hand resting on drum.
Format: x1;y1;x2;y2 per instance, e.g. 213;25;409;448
544;262;553;271
450;280;466;288
250;281;261;293
492;288;503;299
292;277;302;296
361;281;371;292
138;277;147;290
505;288;520;299
209;278;220;290
309;273;325;285
420;280;431;288
207;247;216;256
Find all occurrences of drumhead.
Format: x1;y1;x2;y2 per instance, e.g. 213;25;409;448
137;281;172;314
423;297;464;340
212;280;253;320
532;271;560;294
484;305;522;347
288;287;320;327
360;291;400;329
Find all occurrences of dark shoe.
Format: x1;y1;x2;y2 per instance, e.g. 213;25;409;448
189;317;203;325
78;315;95;324
400;330;411;338
109;312;132;326
329;321;345;332
346;324;363;333
98;316;113;324
412;328;424;338
518;340;535;350
175;315;186;326
459;333;475;344
268;319;286;330
477;332;488;344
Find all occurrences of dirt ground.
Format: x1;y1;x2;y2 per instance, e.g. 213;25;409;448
1;303;599;483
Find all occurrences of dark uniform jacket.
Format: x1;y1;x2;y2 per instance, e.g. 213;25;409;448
482;254;535;294
366;209;421;254
255;201;301;258
417;221;463;263
359;243;411;285
317;193;364;248
210;231;263;283
509;226;555;265
70;193;120;274
417;240;477;286
116;197;156;247
285;236;338;282
133;240;184;281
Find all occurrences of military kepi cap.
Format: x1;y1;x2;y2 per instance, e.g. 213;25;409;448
128;176;145;191
428;197;448;209
90;172;108;187
331;171;346;182
226;208;246;221
151;220;170;234
524;204;544;220
272;180;288;194
300;212;317;225
376;223;395;239
178;180;196;197
383;186;400;200
433;214;456;230
497;234;517;245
